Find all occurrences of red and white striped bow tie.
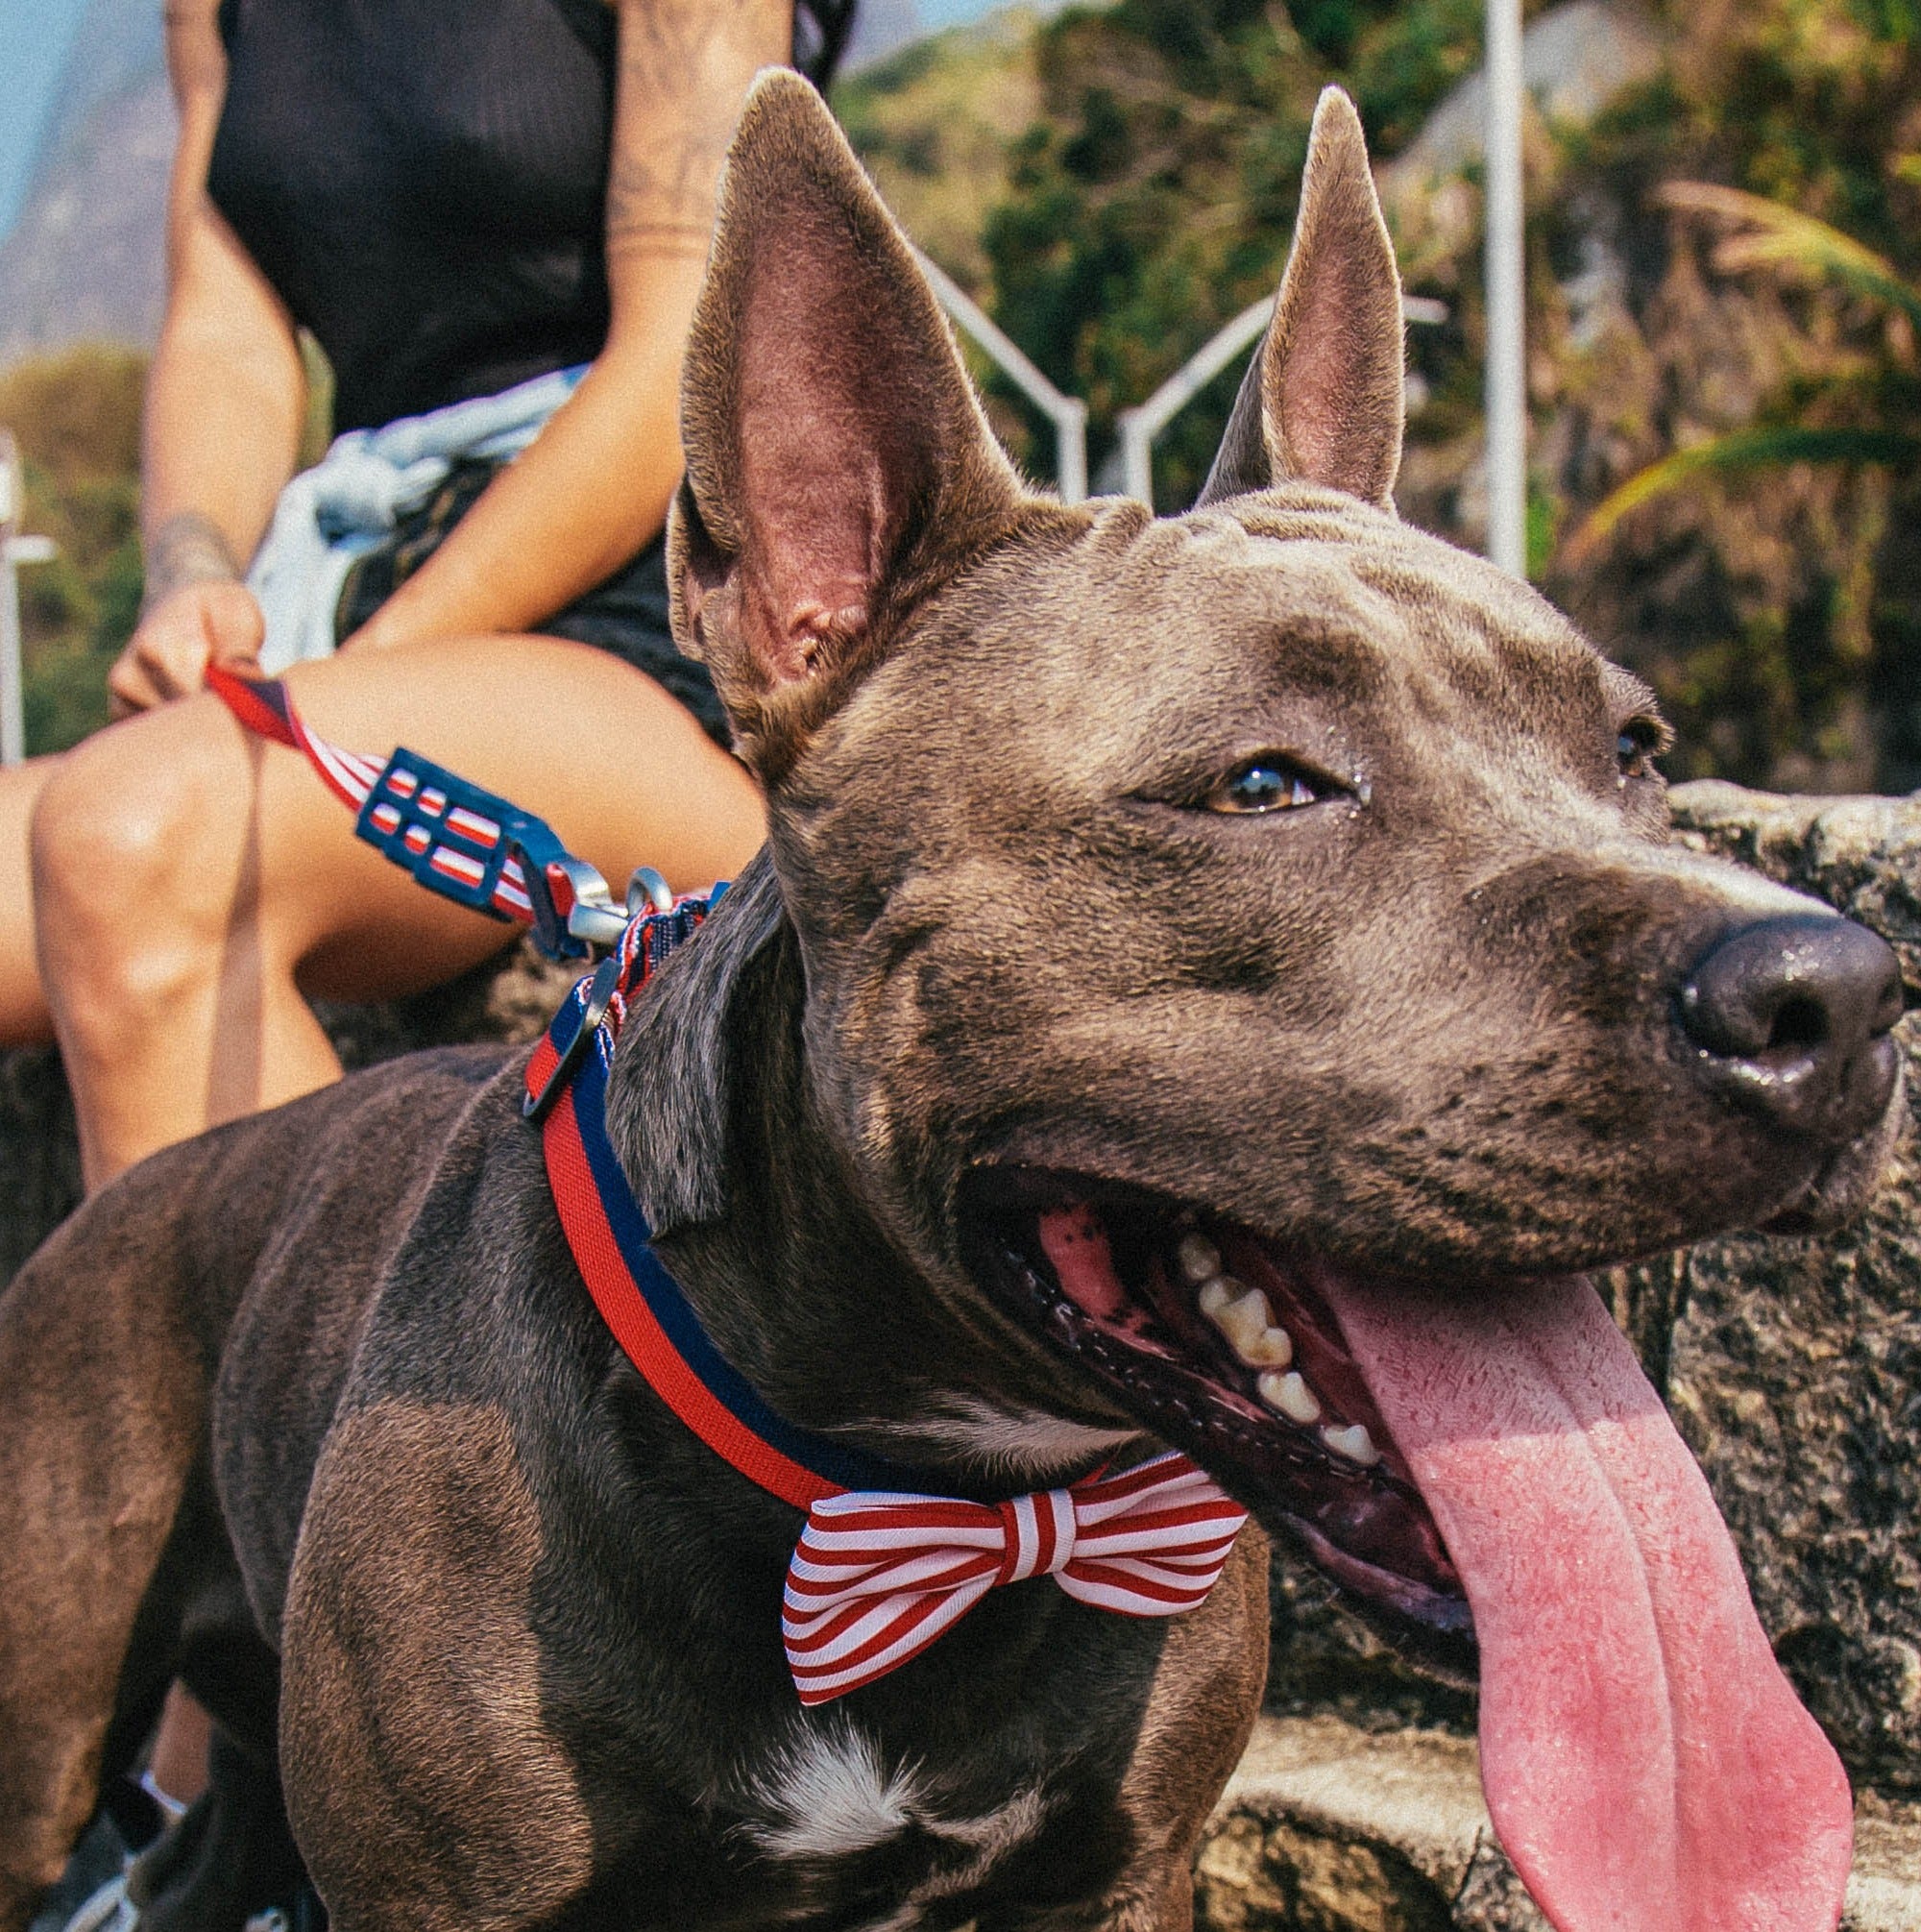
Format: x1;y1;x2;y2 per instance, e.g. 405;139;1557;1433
782;1451;1249;1703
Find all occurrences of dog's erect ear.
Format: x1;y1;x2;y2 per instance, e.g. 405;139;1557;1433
1198;88;1404;510
669;70;1026;780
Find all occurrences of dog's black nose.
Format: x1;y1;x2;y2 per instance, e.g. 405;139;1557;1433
1678;914;1904;1137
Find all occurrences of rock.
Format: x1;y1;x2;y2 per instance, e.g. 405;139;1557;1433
1196;1714;1921;1931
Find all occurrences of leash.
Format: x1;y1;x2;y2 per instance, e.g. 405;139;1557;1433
207;664;639;961
209;662;1250;1704
526;929;1250;1704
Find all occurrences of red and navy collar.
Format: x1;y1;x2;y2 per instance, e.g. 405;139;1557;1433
523;896;985;1508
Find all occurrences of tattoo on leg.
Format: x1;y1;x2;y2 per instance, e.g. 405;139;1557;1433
143;511;241;609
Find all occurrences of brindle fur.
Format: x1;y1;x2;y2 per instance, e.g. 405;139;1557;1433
0;78;1897;1931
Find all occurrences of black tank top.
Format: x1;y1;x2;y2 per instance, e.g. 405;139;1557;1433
208;0;619;431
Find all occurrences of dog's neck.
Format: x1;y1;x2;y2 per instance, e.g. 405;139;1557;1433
599;853;1139;1489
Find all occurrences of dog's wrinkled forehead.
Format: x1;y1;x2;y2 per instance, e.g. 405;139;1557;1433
817;488;1648;823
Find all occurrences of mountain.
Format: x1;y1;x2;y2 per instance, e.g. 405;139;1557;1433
0;0;169;361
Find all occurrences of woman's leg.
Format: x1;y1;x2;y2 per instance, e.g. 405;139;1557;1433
0;759;59;1047
31;632;763;1190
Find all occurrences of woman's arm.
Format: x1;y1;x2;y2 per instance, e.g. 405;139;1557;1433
344;0;791;653
111;0;308;713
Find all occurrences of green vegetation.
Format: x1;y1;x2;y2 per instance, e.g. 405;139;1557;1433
834;8;1043;292
1537;0;1921;788
842;0;1503;500
978;0;1492;501
0;347;144;756
9;2;1921;786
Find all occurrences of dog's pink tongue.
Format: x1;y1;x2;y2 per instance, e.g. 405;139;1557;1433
1317;1269;1851;1932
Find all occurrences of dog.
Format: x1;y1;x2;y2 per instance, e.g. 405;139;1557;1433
0;73;1903;1932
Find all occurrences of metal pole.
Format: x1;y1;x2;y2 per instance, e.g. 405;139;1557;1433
1484;0;1527;576
914;250;1088;504
1116;295;1450;508
0;430;57;769
0;431;23;769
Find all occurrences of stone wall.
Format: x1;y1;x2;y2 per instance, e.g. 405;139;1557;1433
3;782;1919;1924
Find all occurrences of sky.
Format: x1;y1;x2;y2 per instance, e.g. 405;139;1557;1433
0;0;1020;244
0;0;90;235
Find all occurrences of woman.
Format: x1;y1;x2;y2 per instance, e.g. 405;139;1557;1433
1;0;850;1894
0;0;844;1195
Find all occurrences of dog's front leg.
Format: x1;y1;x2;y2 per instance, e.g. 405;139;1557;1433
992;1528;1272;1932
279;1398;597;1929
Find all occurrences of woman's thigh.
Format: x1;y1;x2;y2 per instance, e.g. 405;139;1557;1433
50;634;763;1008
280;632;763;999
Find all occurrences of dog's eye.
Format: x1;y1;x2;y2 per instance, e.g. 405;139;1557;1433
1617;720;1665;784
1206;758;1326;815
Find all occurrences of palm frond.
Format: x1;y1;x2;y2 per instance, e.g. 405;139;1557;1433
1562;426;1921;566
1657;183;1921;333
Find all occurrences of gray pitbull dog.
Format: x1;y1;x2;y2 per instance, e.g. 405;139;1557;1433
0;74;1902;1932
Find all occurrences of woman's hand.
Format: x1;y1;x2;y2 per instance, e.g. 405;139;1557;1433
109;579;265;719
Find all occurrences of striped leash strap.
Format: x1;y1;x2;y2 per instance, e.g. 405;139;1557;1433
206;663;635;961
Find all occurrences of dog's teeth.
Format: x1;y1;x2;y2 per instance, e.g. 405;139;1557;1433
1322;1423;1380;1467
1177;1233;1221;1284
1208;1284;1274;1355
1237;1322;1293;1368
1258;1370;1322;1425
1197;1277;1233;1319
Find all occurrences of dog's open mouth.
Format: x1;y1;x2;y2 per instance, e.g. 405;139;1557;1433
957;1165;1471;1658
957;1162;1855;1932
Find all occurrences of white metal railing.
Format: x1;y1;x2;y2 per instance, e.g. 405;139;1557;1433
916;250;1088;503
1113;292;1449;508
0;429;58;770
1484;0;1527;576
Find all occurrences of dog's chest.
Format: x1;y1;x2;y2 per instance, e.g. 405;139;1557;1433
702;1712;1109;1928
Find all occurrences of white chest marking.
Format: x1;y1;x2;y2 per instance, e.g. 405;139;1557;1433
740;1717;923;1858
739;1715;1052;1901
860;1394;1139;1483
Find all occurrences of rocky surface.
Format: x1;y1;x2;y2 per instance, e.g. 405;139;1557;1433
1645;781;1921;1794
1194;1714;1921;1932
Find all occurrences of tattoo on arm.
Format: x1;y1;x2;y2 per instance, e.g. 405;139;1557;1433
605;1;790;261
143;510;241;609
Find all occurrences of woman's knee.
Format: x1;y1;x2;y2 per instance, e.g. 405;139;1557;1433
29;719;250;1008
